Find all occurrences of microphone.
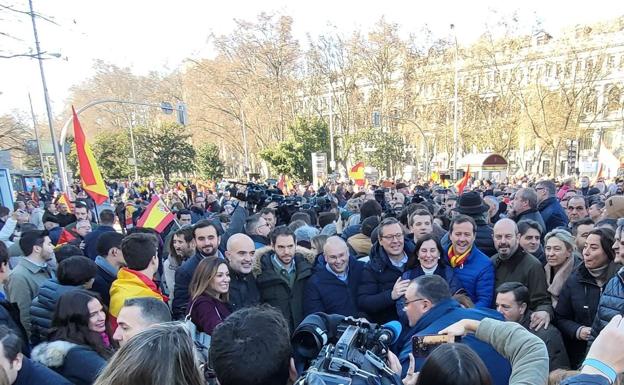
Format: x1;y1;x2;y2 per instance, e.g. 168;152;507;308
377;321;402;345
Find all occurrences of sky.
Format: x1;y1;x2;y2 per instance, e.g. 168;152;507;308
1;0;623;123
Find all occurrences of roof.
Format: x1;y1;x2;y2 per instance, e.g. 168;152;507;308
459;153;508;168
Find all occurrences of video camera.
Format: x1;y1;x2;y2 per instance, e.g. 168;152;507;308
292;313;402;385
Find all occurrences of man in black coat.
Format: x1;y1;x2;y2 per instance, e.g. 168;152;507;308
509;188;547;233
304;236;365;317
357;217;415;324
224;233;260;312
535;180;569;232
92;232;125;307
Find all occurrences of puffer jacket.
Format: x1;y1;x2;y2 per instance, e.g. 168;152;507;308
30;279;78;344
31;341;107;385
440;218;496;257
445;245;495;308
555;262;620;368
357;239;415;324
255;246;314;332
538;197;569;233
592;267;624;336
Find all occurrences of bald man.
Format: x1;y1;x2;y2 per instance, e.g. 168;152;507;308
225;233;260;312
303;236;366;317
491;218;553;331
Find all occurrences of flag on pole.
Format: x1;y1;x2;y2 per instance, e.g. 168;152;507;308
72;106;108;205
349;162;365;186
455;165;471;195
56;192;73;213
136;196;175;233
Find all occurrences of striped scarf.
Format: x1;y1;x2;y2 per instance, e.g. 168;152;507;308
448;245;472;268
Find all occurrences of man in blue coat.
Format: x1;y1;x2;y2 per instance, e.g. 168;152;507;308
304;236;365;317
446;214;495;308
536;180;568;233
395;275;511;385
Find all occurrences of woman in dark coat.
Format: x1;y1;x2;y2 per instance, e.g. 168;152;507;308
187;256;231;335
31;290;113;385
396;234;464;323
555;228;619;368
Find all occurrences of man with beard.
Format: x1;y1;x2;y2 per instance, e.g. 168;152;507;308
225;233;260;312
172;220;222;319
491;218;552;331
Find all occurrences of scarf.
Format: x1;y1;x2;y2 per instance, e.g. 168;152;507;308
545;255;575;308
588;264;610;287
448;245;472;268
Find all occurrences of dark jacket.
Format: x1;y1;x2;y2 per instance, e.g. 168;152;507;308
55;213;76;228
91;256;117;307
256;250;313;331
445;245;495;308
83;225;116;260
555;262;620;368
228;269;260;312
441;218;496;257
357;239;415;324
394;299;511;385
14;357;73;385
515;208;547;234
30;279;77;344
303;257;365;317
538;197;569;233
172;250;224;320
519;311;570;371
188;294;231;335
491;248;553;316
592;267;624;336
560;374;611;385
249;234;270;249
0;300;30;355
31;341;107;385
396;262;464;324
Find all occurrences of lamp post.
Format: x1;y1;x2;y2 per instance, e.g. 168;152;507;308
451;23;460;181
29;0;64;191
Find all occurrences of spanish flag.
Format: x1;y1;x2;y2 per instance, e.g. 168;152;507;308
277;174;293;195
56;192;73;213
72;107;108;205
349;162;365;186
455;165;471;195
136;195;175;233
56;228;77;246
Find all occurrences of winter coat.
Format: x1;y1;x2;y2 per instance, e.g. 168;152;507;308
91;256;118;307
491;248;553;315
394;299;511;385
30;279;77;344
592;267;624;336
172;250;224;320
396;261;464;323
256;248;313;331
560;374;611;385
0;300;30;355
519;311;570;371
31;341;107;385
440;218;496;257
515;208;547;234
249;234;270;249
228;268;260;312
303;256;365;317
14;357;73;385
357;239;415;324
83;225;116;260
538;197;569;233
554;262;620;368
347;233;372;257
445;245;495;308
187;294;231;335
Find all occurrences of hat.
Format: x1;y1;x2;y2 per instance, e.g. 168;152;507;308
396;182;408;190
453;191;489;215
604;196;624;219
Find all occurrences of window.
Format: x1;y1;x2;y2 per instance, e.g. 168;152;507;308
583;89;597;115
579;132;594;151
606;55;615;69
605;86;622;114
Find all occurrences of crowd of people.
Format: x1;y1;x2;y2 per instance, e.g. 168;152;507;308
0;173;623;385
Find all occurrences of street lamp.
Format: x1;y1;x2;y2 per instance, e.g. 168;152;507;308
451;23;460;181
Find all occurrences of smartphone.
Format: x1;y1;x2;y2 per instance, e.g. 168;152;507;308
412;334;459;358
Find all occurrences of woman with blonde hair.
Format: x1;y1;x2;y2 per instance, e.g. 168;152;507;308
94;323;205;385
187;256;231;335
543;229;579;307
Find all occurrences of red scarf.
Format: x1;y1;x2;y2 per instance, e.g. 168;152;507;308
448;245;472;268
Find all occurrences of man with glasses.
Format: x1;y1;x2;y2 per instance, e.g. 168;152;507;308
536;180;568;233
358;217;415;324
245;214;271;249
394;275;511;383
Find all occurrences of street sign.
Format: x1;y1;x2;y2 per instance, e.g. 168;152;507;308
160;101;174;115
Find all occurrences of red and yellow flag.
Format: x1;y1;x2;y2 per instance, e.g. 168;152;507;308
455;165;471;195
136;196;175;233
56;228;77;246
73;107;108;205
349;162;365;186
56;192;73;213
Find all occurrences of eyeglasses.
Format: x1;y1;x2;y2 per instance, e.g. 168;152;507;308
381;233;403;241
403;297;426;311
